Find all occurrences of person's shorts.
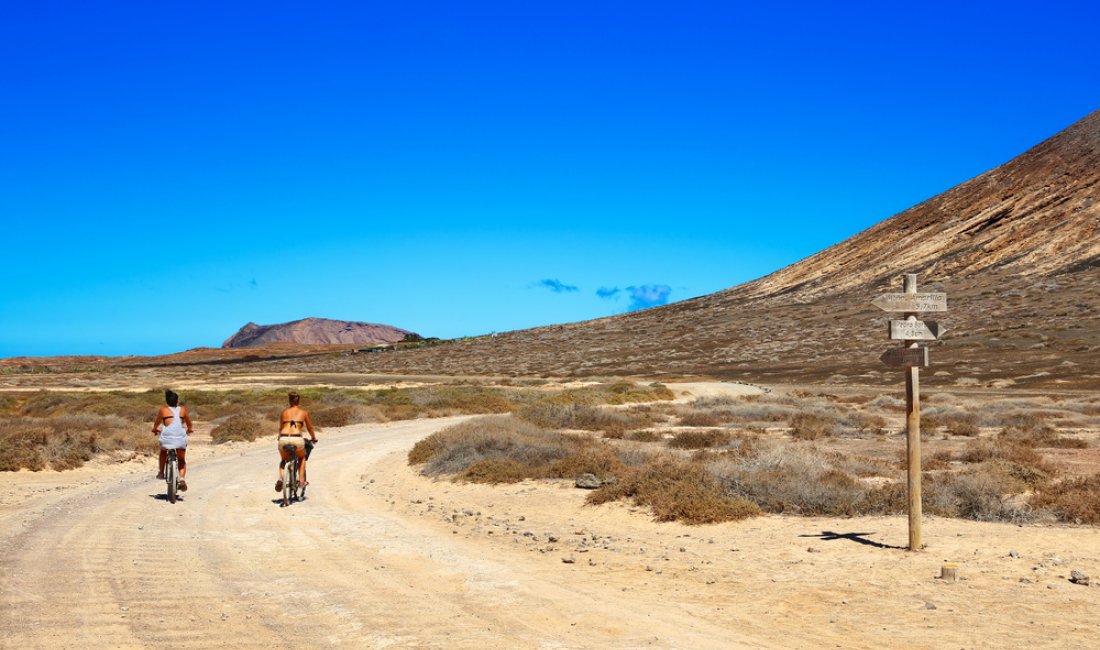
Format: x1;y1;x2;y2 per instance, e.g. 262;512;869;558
278;436;306;454
159;434;188;450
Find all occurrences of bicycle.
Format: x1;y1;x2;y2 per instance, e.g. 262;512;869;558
280;439;315;507
165;449;181;504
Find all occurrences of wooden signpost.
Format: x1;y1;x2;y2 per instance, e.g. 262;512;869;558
873;273;947;551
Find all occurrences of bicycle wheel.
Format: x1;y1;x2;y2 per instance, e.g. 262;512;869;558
282;461;294;507
167;455;178;504
290;458;300;502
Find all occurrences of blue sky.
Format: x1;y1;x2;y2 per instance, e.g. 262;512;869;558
2;1;1097;357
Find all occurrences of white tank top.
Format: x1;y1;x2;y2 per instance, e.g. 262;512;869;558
159;406;188;448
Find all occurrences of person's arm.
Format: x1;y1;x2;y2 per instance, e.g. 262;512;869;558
304;412;317;441
181;406;194;434
152;408;165;434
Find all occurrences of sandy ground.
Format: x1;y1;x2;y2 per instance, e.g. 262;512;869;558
2;384;1100;648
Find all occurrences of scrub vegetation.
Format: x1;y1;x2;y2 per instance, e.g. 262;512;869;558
0;381;675;471
409;388;1100;526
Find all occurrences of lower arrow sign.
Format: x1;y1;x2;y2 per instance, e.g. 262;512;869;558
880;346;930;367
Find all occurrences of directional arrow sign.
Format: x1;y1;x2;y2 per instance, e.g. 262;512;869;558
871;292;947;312
889;319;947;341
880;346;930;367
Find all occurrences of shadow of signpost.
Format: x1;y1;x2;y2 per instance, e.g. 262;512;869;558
799;531;905;550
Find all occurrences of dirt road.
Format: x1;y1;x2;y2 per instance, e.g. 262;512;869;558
3;412;1100;649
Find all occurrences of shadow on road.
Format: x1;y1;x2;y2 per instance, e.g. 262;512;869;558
799;530;905;550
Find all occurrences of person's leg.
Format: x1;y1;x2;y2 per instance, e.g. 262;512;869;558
177;449;188;491
157;448;167;479
297;448;307;485
276;446;290;491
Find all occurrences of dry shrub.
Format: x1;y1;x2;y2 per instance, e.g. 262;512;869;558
668;429;731;450
458;458;533;484
690;395;740;408
547;444;629;480
706;441;888;516
210;414;264;444
626;430;663;443
542;382;674;407
788;412;835;440
20;391;162;423
0;393;18;414
998;414;1088;449
0;414;155;471
866;395;905;411
848;412;888;436
411;416;632;484
408;416;573;477
516;403;644;436
958;439;1052;472
311;404;381;428
923;465;1034;523
724;398;795;423
678;412;722;427
712;458;862;516
1030;474;1100;524
588;457;760;524
999;413;1054;437
941;412;980;437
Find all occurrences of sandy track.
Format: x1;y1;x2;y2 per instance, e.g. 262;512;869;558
3;412;1100;649
0;417;752;648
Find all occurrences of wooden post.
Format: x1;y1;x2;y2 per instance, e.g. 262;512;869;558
904;273;923;551
874;273;945;551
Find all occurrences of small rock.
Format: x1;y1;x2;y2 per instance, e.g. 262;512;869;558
924;602;937;610
575;474;602;489
807;547;821;553
1009;550;1020;558
562;556;576;564
548;534;560;543
1070;570;1090;586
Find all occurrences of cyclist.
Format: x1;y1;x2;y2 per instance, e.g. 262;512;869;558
153;389;193;491
276;391;318;492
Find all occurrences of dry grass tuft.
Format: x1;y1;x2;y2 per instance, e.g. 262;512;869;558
410;416;631;484
668;429;731;449
678;412;723;427
516;403;646;437
1031;474;1100;524
788;412;835;440
0;414;157;471
707;441;883;516
210;414;265;444
626;430;664;443
407;416;567;475
588;457;761;524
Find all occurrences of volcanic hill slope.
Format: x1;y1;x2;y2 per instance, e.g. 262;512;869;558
271;108;1099;389
5;112;1096;389
222;318;416;348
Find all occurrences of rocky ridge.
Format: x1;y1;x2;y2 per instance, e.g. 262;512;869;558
221;317;416;349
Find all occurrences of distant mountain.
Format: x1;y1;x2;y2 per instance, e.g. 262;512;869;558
312;108;1100;388
222;318;417;348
